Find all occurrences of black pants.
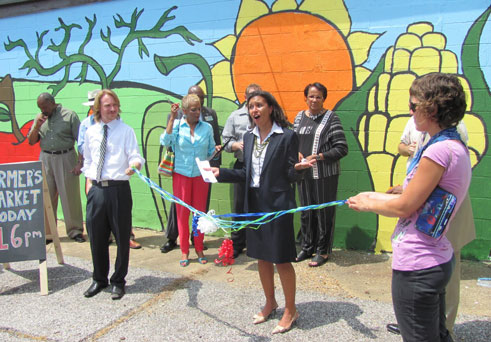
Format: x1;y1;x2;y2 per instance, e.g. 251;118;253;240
230;160;246;252
297;175;338;255
392;256;455;342
86;181;132;287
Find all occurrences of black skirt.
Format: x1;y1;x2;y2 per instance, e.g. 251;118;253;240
245;187;296;264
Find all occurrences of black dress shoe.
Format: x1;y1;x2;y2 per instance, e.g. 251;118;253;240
84;281;108;298
72;234;86;243
295;250;312;262
160;240;177;253
233;249;242;259
111;285;125;300
387;323;400;335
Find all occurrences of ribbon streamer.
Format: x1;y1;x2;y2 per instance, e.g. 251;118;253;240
133;168;346;233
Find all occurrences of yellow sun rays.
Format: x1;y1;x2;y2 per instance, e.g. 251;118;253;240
202;0;381;102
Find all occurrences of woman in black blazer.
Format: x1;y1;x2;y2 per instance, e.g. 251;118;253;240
211;91;314;334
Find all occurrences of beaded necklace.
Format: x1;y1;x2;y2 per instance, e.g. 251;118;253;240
253;136;270;158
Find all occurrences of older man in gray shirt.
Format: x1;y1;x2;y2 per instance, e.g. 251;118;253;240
27;92;85;242
221;83;261;258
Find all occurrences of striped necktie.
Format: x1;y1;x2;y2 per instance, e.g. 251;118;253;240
96;124;108;181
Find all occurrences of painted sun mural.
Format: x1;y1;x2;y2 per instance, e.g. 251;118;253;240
203;0;373;120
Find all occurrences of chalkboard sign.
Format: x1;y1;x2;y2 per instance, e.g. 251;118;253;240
0;161;46;263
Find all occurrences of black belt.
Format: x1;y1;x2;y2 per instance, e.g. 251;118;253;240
43;147;74;155
92;180;128;187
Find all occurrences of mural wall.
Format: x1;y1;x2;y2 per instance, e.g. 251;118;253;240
0;0;489;259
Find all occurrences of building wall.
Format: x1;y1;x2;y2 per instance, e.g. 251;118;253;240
0;0;489;259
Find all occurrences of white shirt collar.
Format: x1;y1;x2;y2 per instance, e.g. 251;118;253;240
252;121;283;140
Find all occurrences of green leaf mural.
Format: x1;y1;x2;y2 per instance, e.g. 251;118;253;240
461;5;491;260
154;53;213;107
4;6;202;95
333;53;387;249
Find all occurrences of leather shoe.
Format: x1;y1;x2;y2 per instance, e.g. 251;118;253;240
233;249;242;259
111;285;125;300
72;234;86;243
387;323;400;335
160;240;177;253
84;281;108;298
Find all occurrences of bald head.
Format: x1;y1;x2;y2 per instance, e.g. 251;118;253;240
37;92;57;117
188;85;205;106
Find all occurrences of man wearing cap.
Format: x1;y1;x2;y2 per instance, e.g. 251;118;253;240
82;89;144;299
78;90;98;195
78;90;142;250
27;92;85;242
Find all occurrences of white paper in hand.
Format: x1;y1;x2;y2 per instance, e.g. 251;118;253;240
196;158;217;183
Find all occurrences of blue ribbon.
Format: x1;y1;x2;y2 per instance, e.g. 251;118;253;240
133;168;346;233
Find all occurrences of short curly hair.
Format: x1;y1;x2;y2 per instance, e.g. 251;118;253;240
304;82;327;99
181;94;201;110
409;73;466;129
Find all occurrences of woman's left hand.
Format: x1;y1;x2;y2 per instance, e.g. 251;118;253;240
294;158;316;170
347;191;400;212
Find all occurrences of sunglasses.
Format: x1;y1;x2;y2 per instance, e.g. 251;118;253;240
409;101;419;112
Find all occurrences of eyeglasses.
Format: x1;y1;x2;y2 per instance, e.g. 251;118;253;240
409;101;419;112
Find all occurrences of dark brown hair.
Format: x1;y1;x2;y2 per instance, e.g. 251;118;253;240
304;82;327;99
247;90;291;128
409;73;466;128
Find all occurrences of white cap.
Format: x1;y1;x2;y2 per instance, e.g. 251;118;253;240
82;89;100;107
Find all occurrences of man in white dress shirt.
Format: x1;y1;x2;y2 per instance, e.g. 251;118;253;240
82;89;144;300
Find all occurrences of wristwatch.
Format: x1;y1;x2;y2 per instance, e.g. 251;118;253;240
316;154;322;161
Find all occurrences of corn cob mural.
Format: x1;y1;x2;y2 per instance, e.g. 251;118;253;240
341;16;489;253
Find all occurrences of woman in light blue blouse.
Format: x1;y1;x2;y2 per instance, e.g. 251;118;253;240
160;94;215;267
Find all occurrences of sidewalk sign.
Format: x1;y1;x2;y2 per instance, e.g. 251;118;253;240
0;161;64;295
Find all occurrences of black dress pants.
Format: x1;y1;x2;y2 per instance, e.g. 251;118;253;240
230;160;246;252
86;181;132;287
297;175;338;255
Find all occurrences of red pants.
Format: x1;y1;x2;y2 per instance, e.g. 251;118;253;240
173;173;209;254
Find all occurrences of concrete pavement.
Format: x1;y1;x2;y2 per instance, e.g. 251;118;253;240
0;225;489;341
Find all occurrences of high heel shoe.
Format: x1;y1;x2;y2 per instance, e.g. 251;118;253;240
252;306;278;324
272;311;299;334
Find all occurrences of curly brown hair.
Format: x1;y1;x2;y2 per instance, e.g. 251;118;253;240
409;73;466;129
